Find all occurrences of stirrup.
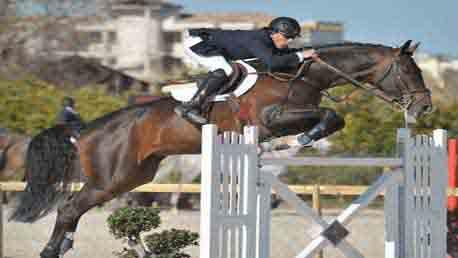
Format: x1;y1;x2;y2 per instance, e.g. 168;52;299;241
296;133;313;147
174;104;191;117
175;105;208;125
185;109;208;125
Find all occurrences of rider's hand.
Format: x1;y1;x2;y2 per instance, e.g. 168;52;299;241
303;49;318;59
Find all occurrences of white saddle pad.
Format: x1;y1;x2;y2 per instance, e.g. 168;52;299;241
162;60;258;102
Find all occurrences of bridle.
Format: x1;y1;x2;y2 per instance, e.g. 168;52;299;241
310;55;431;112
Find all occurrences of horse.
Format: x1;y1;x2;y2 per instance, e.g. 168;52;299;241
10;40;432;258
0;131;30;182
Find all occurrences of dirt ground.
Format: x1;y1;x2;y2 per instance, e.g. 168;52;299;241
4;207;386;258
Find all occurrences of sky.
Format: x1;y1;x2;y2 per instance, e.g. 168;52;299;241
170;0;457;57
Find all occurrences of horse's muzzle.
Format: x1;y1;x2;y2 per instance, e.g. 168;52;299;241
407;91;433;119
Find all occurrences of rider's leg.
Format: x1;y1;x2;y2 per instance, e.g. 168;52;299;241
175;35;232;124
175;69;229;124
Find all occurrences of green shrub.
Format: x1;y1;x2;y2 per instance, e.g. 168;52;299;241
108;207;198;258
145;229;199;258
107;207;161;241
0;77;127;135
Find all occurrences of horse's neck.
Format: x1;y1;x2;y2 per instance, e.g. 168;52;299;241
316;49;380;91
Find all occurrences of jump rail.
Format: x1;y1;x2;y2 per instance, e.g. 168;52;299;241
200;125;448;258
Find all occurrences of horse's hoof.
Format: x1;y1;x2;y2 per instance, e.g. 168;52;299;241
40;246;59;258
296;133;312;146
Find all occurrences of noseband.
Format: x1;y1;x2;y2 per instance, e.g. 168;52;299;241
374;57;431;111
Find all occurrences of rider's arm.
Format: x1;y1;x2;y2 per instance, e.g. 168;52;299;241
281;47;317;61
245;40;302;71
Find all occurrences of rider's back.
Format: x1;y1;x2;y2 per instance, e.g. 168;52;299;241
190;28;300;70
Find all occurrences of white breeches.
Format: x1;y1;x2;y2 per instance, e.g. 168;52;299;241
183;32;233;76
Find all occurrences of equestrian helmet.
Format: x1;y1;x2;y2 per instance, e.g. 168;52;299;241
269;17;301;39
62;96;75;108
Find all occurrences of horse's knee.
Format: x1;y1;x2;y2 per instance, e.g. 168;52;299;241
261;104;283;127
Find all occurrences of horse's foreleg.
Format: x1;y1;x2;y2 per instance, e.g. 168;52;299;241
263;106;345;148
299;107;345;144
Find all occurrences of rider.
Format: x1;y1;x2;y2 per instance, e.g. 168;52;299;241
174;16;317;124
56;96;85;143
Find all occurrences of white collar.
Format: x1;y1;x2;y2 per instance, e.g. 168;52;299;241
65;106;78;114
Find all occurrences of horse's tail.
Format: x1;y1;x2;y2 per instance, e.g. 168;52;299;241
0;144;10;171
9;126;78;223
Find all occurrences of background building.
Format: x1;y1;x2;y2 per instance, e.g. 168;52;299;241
4;0;344;82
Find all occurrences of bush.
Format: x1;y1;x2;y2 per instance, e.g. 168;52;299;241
145;229;199;258
107;207;198;258
107;207;161;241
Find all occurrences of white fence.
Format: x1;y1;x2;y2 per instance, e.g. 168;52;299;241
200;125;448;258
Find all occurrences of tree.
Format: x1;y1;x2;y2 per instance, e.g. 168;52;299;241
0;76;127;135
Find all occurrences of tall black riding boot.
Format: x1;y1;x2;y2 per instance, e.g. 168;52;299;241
174;69;228;124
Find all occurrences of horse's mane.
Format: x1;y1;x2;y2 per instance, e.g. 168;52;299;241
312;41;394;51
82;99;165;133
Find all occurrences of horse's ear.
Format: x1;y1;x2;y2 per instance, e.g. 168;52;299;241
407;42;420;55
400;40;412;55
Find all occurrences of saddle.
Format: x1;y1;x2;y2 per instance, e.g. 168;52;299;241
217;62;246;94
162;60;258;102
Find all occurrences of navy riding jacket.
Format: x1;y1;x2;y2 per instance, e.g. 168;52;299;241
189;28;302;71
56;107;84;131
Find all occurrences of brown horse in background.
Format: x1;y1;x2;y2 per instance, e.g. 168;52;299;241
0;131;30;182
0;131;30;204
10;41;432;258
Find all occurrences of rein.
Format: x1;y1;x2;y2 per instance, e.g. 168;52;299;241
258;54;429;112
310;55;430;111
311;56;400;107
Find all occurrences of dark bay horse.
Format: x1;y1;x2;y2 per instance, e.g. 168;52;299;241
10;41;432;258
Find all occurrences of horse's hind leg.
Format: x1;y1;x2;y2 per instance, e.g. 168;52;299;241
39;185;114;258
40;155;164;258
